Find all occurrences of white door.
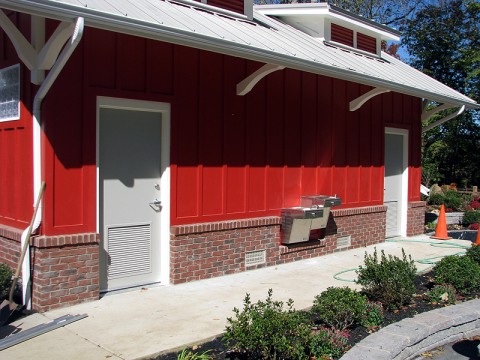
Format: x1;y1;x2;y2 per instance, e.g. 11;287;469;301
99;108;163;291
384;130;407;238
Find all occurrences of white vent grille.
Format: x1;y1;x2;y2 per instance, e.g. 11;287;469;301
107;223;151;279
245;250;266;267
337;236;351;249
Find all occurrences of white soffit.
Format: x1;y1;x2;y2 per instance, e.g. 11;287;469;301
1;0;478;109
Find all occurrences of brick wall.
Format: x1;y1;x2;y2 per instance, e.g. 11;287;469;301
0;226;99;312
407;201;426;236
0;225;22;269
170;206;387;284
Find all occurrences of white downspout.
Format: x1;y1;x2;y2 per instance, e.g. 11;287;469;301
22;17;84;309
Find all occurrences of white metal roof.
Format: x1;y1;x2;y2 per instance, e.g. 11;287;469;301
1;0;478;109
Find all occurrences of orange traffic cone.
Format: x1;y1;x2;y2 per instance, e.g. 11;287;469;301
475;229;480;246
431;205;452;240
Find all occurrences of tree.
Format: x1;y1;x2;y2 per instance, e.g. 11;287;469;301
402;0;480;188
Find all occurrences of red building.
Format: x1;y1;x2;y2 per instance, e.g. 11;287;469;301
0;0;478;311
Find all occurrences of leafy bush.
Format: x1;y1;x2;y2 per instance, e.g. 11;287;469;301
425;284;457;305
469;223;479;230
224;289;311;359
361;301;384;328
311;287;368;331
0;263;13;301
433;255;480;295
308;327;350;360
427;193;445;206
470;197;480;210
356;248;417;309
463;210;480;227
443;190;463;211
466;244;480;265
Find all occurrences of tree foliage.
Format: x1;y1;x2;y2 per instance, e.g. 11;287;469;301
402;0;480;188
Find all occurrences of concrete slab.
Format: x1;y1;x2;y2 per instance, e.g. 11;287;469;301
0;236;472;360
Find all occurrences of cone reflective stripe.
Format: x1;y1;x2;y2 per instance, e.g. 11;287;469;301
430;205;452;240
475;229;480;246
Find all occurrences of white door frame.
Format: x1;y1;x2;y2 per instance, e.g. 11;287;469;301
385;127;409;237
96;96;171;286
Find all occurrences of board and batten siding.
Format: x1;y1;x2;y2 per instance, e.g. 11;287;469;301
0;11;34;229
0;23;422;235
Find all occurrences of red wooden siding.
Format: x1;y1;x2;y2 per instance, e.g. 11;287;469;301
331;24;354;47
0;12;33;229
207;0;244;14
0;23;422;234
357;33;377;53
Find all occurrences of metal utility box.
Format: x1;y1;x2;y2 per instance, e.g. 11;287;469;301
281;195;342;244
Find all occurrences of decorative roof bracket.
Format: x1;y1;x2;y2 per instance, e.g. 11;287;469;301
422;105;465;133
421;103;455;121
349;87;390;111
0;10;77;84
237;63;285;96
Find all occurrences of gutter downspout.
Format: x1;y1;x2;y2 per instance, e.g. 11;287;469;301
22;17;84;309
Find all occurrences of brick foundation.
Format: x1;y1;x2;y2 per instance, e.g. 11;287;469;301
407;201;426;236
0;226;99;312
170;206;387;284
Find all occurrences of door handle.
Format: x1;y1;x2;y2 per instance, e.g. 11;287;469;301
149;198;161;207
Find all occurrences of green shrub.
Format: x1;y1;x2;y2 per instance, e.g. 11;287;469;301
356;248;417;309
177;349;211;360
466;244;480;265
433;255;480;295
308;327;350;360
427;193;445;206
311;287;368;331
425;284;457;305
224;289;311;359
443;190;464;211
463;210;480;227
0;263;13;301
361;301;384;328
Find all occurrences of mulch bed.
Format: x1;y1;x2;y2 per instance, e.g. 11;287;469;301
155;271;480;360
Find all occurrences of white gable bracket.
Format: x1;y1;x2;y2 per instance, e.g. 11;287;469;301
421;103;455;121
0;9;37;69
422;105;465;133
349;87;390;111
237;64;285;96
0;10;79;85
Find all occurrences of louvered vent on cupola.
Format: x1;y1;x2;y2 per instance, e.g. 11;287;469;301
331;23;354;47
255;3;400;58
330;24;378;55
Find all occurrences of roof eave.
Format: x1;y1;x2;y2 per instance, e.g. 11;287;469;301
1;0;478;110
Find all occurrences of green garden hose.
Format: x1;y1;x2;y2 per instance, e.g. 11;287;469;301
332;238;472;283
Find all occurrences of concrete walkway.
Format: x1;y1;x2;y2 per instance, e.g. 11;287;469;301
0;235;472;360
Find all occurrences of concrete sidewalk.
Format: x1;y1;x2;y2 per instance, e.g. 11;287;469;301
0;236;471;360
